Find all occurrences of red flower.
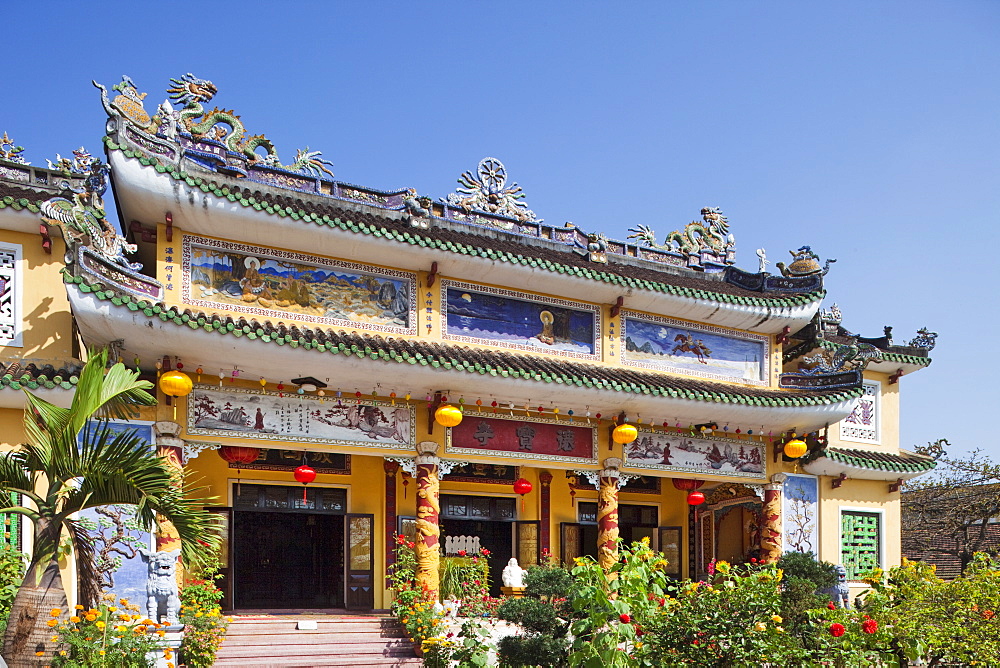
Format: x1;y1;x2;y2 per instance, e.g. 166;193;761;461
619;614;631;623
829;623;846;637
406;541;415;549
657;597;666;606
481;548;490;556
458;550;467;556
861;619;878;634
827;601;836;610
750;557;757;563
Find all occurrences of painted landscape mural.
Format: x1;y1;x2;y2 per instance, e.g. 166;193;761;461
443;281;598;358
187;386;415;449
624;430;765;478
184;236;415;332
623;314;767;383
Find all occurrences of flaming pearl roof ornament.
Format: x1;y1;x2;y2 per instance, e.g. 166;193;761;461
445;157;539;223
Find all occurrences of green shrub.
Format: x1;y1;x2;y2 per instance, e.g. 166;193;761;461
0;545;26;637
777;550;837;590
524;565;573;600
498;633;569;667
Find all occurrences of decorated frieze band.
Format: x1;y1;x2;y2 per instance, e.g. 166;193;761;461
446;412;599;464
570;473;661;494
621;310;770;386
441;462;521;484
440;279;601;361
225;448;351;475
182;234;417;334
78;246;163;300
624;428;766;479
187;385;416;450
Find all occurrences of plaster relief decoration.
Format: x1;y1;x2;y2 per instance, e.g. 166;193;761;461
622;311;769;385
782;474;819;554
625;429;765;479
446;413;598;465
441;280;600;360
183;235;416;334
840;380;880;444
187;385;415;450
0;243;21;346
444;157;539;224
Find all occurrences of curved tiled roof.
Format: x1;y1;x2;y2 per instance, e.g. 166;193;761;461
104;138;825;310
0;360;81;391
809;446;936;473
65;271;860;409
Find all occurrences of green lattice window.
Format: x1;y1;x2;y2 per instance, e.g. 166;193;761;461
1;492;21;551
841;510;881;580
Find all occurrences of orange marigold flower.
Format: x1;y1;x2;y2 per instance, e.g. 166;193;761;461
46;620;57;628
49;609;61;617
69;616;80;623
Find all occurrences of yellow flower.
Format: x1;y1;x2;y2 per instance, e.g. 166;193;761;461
108;606;117;612
70;616;80;623
50;608;61;617
35;651;44;656
776;626;785;633
771;615;783;623
116;625;127;633
50;636;58;642
99;650;106;655
120;598;129;606
46;620;57;628
754;622;767;632
59;650;67;656
95;621;106;629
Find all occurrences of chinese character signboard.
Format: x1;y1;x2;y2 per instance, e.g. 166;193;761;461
446;414;598;464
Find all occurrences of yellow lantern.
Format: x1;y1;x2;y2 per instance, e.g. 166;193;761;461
158;370;193;398
612;423;638;445
158;370;193;419
435;404;464;428
783;438;808;459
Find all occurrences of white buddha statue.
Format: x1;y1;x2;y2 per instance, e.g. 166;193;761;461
502;557;527;588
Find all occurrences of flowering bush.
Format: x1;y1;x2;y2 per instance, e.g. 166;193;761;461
179;555;229;668
440;548;495;616
48;595;169;667
387;534;444;647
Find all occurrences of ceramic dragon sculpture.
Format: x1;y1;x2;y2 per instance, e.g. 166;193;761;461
38;161;141;270
628;207;735;255
800;337;884;374
94;74;334;177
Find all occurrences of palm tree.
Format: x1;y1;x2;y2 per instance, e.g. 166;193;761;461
0;348;221;666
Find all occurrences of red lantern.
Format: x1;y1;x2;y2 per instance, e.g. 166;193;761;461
671;479;705;492
686;490;706;506
513;477;533;512
218;446;260;495
294;464;317;503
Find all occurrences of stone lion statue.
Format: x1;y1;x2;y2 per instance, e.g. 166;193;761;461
138;547;181;625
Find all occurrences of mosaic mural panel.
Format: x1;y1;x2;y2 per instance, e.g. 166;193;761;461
446;414;598;464
183;235;417;334
624;429;766;479
441;280;600;360
621;311;769;385
841;510;881;581
187;385;415;450
840;380;880;444
78;421;155;604
783;474;819;554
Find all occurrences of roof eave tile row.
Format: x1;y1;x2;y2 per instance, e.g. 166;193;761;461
814;446;936;473
0;360;81;391
67;270;860;408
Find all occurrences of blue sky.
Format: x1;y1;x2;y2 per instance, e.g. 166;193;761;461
6;1;998;459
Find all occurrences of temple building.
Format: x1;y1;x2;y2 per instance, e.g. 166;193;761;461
2;73;938;611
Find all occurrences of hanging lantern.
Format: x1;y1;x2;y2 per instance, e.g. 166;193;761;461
435;404;464;428
783;438;808;459
612;423;638;445
513;477;533;512
158;370;193;419
294;464;317;504
402;470;411;499
687;490;706;506
218;446;260;495
671;479;704;492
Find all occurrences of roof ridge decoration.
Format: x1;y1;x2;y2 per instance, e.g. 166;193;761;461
775;246;836;278
94;74;335;178
444;157;539;224
37;159;141;271
628;207;736;265
0;132;28;165
908;327;938;351
46;148;98;175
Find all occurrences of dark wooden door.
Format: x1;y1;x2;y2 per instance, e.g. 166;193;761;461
344;513;375;610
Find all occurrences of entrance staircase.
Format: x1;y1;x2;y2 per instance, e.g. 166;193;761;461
212;615;422;667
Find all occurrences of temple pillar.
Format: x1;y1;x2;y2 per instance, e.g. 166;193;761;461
384;460;400;570
597;458;622;571
414;441;441;597
761;473;787;563
153;421;185;553
539;471;553;557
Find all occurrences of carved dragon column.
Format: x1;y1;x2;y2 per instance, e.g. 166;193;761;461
539;471;553;558
597;458;622;571
153;421;185;554
414;441;441;597
761;473;787;563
